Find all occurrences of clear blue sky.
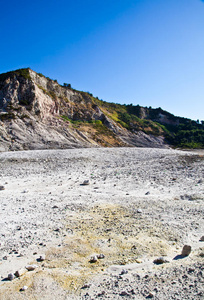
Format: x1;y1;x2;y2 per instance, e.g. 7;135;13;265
1;0;204;121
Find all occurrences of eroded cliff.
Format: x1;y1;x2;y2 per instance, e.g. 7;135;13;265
0;68;169;151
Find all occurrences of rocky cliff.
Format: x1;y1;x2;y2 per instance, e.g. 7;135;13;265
2;68;203;151
0;68;171;151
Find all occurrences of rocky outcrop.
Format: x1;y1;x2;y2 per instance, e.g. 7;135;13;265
0;68;170;151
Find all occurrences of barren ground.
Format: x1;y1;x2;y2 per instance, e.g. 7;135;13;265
0;148;203;299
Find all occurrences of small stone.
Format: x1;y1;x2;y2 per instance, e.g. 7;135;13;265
14;268;27;277
0;186;5;191
199;236;204;241
188;268;195;273
153;257;169;264
97;254;105;259
145;191;150;195
20;286;28;291
3;256;7;260
181;245;191;257
54;228;60;232
38;255;45;261
8;273;15;281
82;180;90;185
137;209;142;213
135;259;143;263
81;284;91;289
25;265;37;271
120;291;130;296
120;269;128;275
89;255;98;263
52;205;58;209
146;292;155;298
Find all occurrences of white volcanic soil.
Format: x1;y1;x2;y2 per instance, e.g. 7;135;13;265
0;148;203;299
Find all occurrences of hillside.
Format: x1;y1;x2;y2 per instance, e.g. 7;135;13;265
0;68;203;151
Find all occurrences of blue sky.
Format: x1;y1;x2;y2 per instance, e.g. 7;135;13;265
1;0;204;121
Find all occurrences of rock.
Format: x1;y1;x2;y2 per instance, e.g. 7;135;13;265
0;186;5;190
89;255;98;263
38;255;45;261
120;291;130;296
52;205;58;209
145;191;150;195
135;259;143;263
120;269;128;275
97;253;105;259
20;286;28;291
82;180;90;185
153;257;169;264
8;273;15;281
3;256;7;260
14;268;27;277
199;236;204;241
25;265;38;271
146;292;155;298
81;284;91;289
181;245;191;257
137;209;142;213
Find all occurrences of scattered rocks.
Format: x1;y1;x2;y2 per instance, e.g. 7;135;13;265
181;245;191;257
0;148;204;299
153;257;169;264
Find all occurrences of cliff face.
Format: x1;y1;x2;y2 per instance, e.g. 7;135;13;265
0;68;169;151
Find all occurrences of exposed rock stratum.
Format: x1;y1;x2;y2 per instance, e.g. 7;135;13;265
0;68;178;151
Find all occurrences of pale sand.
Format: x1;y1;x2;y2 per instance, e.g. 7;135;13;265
0;148;203;299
